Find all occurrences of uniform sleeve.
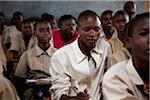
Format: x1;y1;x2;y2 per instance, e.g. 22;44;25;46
49;53;71;100
107;54;117;68
102;73;138;100
14;52;28;78
9;34;20;52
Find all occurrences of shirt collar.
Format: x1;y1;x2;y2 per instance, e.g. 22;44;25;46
35;44;54;57
126;58;144;85
73;38;103;64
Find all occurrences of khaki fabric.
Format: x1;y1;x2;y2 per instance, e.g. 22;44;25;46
9;32;36;55
103;59;148;100
14;44;56;78
103;29;123;53
107;47;131;68
50;39;112;100
0;61;20;100
0;36;7;66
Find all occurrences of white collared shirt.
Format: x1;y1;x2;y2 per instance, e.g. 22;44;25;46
102;58;148;100
50;38;111;100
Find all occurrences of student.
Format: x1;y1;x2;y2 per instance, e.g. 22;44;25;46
101;10;115;39
52;15;78;49
124;1;136;21
101;10;122;53
112;10;129;42
102;12;149;100
14;19;55;99
50;10;111;100
11;11;24;31
0;61;20;100
107;10;131;67
9;19;34;55
41;13;59;30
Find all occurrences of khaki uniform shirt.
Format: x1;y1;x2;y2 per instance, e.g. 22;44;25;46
0;61;20;100
104;29;123;53
14;44;55;78
9;32;36;55
107;47;131;68
50;39;112;100
0;36;7;66
102;59;148;100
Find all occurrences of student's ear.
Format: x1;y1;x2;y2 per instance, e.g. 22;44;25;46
125;37;132;48
76;25;80;35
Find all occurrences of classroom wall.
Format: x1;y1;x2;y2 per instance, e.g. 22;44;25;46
0;1;144;21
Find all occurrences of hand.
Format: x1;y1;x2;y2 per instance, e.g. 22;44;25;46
77;89;90;100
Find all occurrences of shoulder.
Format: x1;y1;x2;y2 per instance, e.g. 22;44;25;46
103;60;129;82
52;40;75;57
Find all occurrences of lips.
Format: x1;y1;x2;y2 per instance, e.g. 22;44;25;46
87;39;97;43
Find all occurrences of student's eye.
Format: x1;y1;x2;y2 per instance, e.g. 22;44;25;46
94;27;101;32
83;28;90;32
139;31;148;36
39;28;44;33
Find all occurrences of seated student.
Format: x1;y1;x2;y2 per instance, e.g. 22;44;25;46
107;10;131;67
101;10;122;53
52;15;78;49
102;12;149;100
50;10;111;100
41;13;59;30
10;11;24;31
0;61;20;100
3;19;35;81
14;19;55;99
123;1;136;21
9;19;35;56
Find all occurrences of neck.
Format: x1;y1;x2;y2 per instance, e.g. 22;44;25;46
133;57;149;81
118;31;124;43
78;39;94;57
104;29;114;39
38;43;50;51
61;30;73;42
23;36;31;48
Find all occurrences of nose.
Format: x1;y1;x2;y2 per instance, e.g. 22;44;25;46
90;29;97;36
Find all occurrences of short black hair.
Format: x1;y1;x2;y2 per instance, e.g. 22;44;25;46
78;10;99;25
34;19;50;31
59;15;77;26
13;11;23;17
125;12;149;38
113;10;127;19
41;13;49;19
0;12;5;18
101;10;113;19
124;1;135;11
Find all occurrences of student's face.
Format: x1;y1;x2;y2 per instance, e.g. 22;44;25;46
127;17;149;62
61;19;76;37
113;14;128;33
21;22;34;37
126;3;136;15
35;22;52;44
101;13;113;31
13;15;23;24
77;16;101;48
0;16;5;26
